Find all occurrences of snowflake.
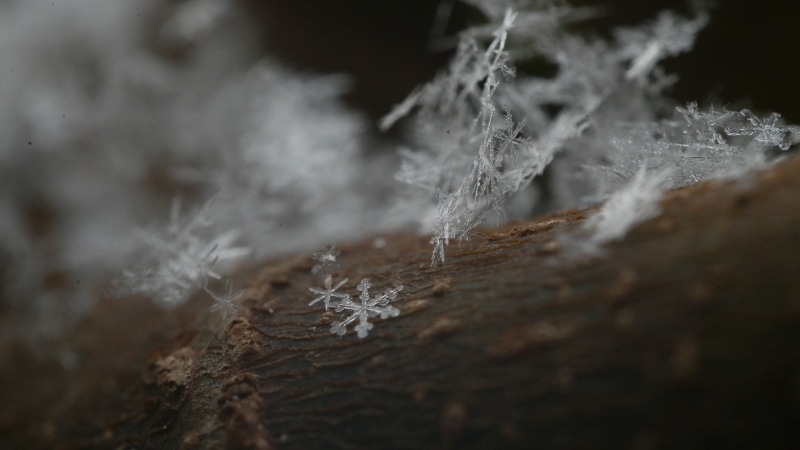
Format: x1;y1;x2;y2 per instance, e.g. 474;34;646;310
312;244;340;274
330;278;403;338
308;274;349;311
204;277;244;320
725;109;797;150
114;198;250;308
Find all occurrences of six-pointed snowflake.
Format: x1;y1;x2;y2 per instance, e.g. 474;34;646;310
204;277;244;320
725;109;798;150
330;278;403;338
308;274;350;311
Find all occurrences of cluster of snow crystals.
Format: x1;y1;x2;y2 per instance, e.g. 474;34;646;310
0;0;393;336
305;245;403;338
113;199;250;308
382;0;799;263
306;244;347;311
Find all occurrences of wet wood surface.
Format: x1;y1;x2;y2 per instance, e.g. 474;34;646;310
4;158;800;449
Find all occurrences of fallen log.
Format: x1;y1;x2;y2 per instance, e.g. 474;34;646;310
5;157;800;449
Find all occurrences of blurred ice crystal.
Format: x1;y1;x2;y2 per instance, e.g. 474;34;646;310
0;0;389;335
205;277;244;320
114;198;251;308
584;164;674;245
615;11;709;82
162;0;230;41
312;244;340;275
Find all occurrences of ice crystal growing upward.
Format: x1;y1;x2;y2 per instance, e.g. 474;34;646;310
383;0;798;264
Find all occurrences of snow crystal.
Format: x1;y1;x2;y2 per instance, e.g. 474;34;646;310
205;277;244;320
312;244;340;275
725;109;799;151
384;1;798;260
114;198;250;308
308;274;350;311
330;278;403;338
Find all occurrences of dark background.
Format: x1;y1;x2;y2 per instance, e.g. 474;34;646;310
242;0;800;128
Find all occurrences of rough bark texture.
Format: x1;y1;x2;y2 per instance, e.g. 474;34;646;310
4;157;800;449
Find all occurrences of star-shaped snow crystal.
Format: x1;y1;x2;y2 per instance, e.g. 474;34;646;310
725;109;797;151
330;278;403;338
308;274;349;311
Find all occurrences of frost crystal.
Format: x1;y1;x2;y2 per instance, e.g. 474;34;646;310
308;274;350;311
724;109;799;151
312;244;340;274
330;278;403;338
384;1;800;255
205;277;244;320
615;11;709;82
114;198;251;308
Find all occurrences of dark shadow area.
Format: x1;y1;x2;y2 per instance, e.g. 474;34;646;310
244;0;800;125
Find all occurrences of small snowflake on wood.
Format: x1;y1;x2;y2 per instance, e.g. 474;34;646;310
308;274;349;311
204;278;244;320
312;244;340;274
330;278;403;338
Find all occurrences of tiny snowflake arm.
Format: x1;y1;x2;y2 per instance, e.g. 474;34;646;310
308;274;349;311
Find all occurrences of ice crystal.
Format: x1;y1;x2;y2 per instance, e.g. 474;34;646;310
384;1;799;257
312;244;340;274
204;277;244;320
615;11;709;82
724;109;799;151
114;199;250;308
676;102;734;146
308;274;350;311
330;278;403;338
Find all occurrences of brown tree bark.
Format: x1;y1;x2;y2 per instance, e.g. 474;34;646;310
4;157;800;450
